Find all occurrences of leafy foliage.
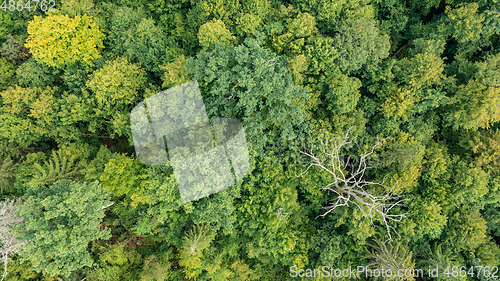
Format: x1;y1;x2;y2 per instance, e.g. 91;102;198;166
13;180;112;278
25;12;104;69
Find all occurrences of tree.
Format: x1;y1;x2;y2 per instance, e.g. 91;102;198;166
364;237;415;281
107;6;181;74
12;180;112;278
186;33;310;157
179;224;217;279
332;18;390;74
298;129;410;240
0;86;61;147
0;57;15;92
15;57;58;89
445;3;484;45
59;0;94;17
86;57;147;138
160;55;192;89
28;149;82;189
99;153;150;208
25;12;104;69
0;35;29;63
198;19;236;51
235;156;310;268
444;207;488;252
0;198;24;281
0;13;13;40
446;52;500;131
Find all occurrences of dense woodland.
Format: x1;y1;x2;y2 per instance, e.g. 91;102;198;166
1;0;500;280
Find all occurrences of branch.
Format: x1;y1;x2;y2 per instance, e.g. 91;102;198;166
297;129;409;241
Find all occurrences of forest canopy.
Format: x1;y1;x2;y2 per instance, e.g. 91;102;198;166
1;0;500;280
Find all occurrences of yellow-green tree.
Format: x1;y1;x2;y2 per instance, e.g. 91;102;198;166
198;19;236;50
25;12;104;69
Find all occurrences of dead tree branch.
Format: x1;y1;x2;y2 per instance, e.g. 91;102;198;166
297;128;410;241
0;198;25;281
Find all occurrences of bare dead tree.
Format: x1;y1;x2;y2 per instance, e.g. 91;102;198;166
0;197;25;281
297;128;410;241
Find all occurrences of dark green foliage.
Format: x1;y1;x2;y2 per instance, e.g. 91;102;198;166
0;35;29;63
16;58;57;89
186;33;310;157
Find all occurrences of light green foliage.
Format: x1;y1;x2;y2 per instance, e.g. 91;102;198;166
29;149;81;189
89;241;142;281
59;0;94;17
0;86;60;147
406;198;447;240
236;157;310;268
0;57;15;92
136;165;193;246
182;224;216;256
0;12;13;40
25;12;104;69
446;52;500;130
179;224;216;279
445;3;484;44
241;0;271;17
418;244;463;281
2;0;500;278
236;13;262;36
160;55;192;89
139;254;171;281
99;153;150;207
86;57;147;138
87;57;146;112
0;156;15;194
267;7;318;55
287;54;309;85
444;207;488;252
310;221;347;266
322;68;362;114
198;19;236;50
291;0;346;31
109;11;180;73
13;180;112;278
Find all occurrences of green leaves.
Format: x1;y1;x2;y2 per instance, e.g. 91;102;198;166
186;34;310;157
99;153;150;207
29;149;81;189
333;18;390;74
25;12;104;69
198;19;236;51
13;180;112;278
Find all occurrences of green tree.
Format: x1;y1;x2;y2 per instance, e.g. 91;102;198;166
446;53;500;131
107;6;181;74
0;86;61;147
333;18;390;74
99;153;150;208
186;34;310;157
13;180;112;278
0;57;15;92
25;12;104;69
15;57;58;89
198;19;236;51
86;57;147;139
